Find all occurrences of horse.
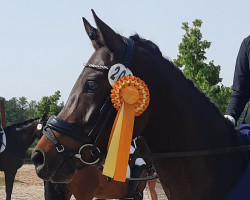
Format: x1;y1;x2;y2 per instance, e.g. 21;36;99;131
35;119;149;200
0;116;71;200
37;114;148;200
35;116;73;200
66;165;148;200
0;118;42;200
43;180;72;200
31;10;248;200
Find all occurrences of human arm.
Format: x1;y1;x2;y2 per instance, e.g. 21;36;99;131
225;37;250;124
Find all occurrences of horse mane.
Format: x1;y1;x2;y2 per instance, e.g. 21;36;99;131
4;118;39;132
130;34;162;57
129;33;235;137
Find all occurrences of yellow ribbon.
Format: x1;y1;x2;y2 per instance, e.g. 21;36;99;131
103;76;150;182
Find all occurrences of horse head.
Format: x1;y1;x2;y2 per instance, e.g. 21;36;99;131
31;10;154;183
11;118;41;146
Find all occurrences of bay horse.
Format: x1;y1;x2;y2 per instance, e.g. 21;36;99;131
31;10;248;200
66;165;147;200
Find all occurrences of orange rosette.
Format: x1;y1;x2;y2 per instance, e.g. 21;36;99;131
103;76;150;182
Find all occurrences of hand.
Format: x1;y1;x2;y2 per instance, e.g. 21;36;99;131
224;115;236;126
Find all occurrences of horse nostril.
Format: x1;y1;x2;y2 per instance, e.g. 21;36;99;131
31;150;45;167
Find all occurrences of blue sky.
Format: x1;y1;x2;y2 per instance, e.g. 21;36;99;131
1;1;250;103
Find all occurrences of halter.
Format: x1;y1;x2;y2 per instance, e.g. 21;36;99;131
43;37;135;167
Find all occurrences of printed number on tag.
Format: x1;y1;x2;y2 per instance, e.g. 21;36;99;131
108;64;133;86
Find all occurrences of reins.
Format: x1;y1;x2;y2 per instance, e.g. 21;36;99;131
137;144;250;159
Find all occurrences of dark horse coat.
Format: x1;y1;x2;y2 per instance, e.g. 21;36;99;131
0;118;71;200
0;119;40;200
32;10;249;200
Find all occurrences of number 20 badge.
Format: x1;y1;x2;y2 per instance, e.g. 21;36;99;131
108;64;133;86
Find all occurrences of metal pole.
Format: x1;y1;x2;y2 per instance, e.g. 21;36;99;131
0;100;6;129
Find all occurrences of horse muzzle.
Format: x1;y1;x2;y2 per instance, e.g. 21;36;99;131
31;149;76;183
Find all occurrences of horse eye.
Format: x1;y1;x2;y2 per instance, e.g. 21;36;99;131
84;80;99;93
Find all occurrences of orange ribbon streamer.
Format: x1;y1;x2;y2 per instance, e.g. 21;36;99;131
113;102;135;181
103;76;150;182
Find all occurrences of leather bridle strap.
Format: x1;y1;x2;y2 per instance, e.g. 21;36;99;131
87;96;112;139
42;126;78;172
85;37;135;145
46;115;92;142
43;127;65;152
42;36;135;166
92;102;115;148
138;145;250;159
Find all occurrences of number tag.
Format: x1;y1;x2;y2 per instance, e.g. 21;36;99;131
108;64;133;86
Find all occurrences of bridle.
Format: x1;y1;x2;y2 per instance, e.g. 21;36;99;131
42;37;135;167
40;34;250;182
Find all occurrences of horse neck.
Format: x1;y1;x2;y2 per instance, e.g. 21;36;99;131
6;120;38;151
143;59;235;150
140;59;247;200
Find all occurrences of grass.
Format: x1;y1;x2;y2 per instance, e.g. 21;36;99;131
24;148;33;164
0;177;23;186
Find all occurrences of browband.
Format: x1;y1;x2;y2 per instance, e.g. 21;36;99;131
84;37;135;71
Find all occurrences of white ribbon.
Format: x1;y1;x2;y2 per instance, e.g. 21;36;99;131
0;127;6;153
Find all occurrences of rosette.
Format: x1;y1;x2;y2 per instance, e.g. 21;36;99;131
103;76;150;182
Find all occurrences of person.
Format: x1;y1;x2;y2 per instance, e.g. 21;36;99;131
148;177;158;200
225;35;250;126
124;145;146;199
0;126;6;152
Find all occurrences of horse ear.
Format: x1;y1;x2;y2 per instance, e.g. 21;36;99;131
91;9;125;58
82;17;104;50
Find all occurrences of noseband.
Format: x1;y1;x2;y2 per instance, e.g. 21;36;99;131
43;37;135;167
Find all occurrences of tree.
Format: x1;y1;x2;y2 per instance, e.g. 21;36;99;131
5;97;20;126
19;97;28;121
27;100;37;118
33;90;64;118
174;19;232;114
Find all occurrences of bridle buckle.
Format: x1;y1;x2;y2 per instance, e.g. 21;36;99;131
56;144;65;153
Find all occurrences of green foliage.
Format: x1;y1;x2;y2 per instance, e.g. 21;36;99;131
0;96;37;126
33;90;64;118
24;148;34;164
0;91;64;126
0;91;64;163
174;19;232;114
